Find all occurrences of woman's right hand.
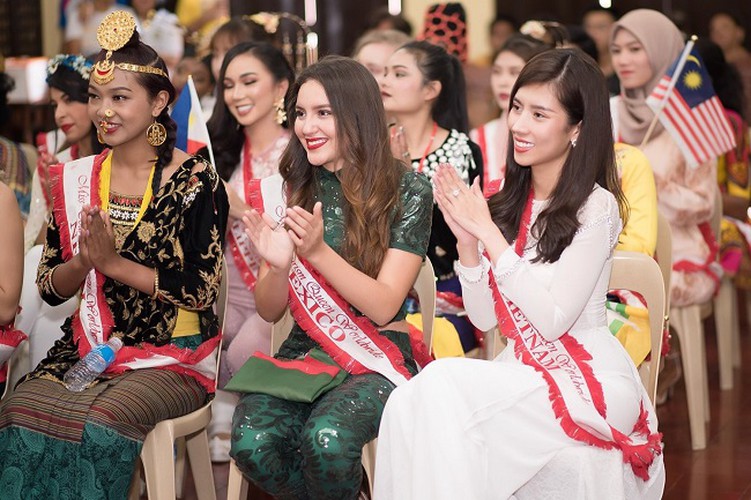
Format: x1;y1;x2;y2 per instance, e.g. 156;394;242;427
37;150;59;204
243;209;294;272
389;124;411;163
76;205;95;272
433;166;479;248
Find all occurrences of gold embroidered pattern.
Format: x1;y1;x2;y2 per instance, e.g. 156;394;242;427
30;157;227;383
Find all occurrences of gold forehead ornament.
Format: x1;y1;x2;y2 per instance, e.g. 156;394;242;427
92;10;168;85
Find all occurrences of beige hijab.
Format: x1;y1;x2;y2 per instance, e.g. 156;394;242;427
610;9;685;145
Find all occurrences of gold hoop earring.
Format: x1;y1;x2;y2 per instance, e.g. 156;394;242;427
274;97;287;125
146;120;167;147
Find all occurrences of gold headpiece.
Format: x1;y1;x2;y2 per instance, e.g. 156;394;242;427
92;10;168;85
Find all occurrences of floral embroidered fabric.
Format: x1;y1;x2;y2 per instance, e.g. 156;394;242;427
31;156;229;384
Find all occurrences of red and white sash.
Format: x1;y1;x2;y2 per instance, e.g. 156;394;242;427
471;120;506;197
250;175;420;386
50;152;219;392
490;190;662;481
227;140;264;291
36;130;76;207
0;320;27;383
672;221;722;294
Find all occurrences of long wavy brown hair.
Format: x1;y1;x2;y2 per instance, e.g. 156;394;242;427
280;56;406;278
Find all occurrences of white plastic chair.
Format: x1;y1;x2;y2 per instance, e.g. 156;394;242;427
668;190;721;450
227;258;437;499
1;340;26;400
714;217;742;390
609;251;667;404
128;259;228;500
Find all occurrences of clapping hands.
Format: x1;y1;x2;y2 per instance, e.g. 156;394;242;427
243;202;328;271
78;205;119;274
433;164;495;245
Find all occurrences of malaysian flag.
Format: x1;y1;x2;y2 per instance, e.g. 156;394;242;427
171;75;215;167
646;38;736;168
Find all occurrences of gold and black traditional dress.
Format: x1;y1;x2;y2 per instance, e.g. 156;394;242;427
0;150;228;498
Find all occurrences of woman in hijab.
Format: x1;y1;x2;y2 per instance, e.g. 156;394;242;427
610;9;720;308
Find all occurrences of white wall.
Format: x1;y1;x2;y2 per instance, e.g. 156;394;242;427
41;0;62;57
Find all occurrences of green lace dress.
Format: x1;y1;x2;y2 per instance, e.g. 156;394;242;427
231;167;433;500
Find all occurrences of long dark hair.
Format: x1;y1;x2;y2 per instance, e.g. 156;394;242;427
46;61;104;156
490;48;627;263
93;30;176;194
206;41;295;181
281;56;406;278
399;40;469;133
493;34;551;67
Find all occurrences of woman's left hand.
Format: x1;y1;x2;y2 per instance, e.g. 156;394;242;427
434;164;496;241
285;202;326;260
86;208;120;275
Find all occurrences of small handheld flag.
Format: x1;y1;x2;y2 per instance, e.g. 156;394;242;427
172;75;215;167
645;36;736;168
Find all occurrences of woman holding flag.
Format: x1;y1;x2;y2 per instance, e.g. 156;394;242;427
374;48;664;499
610;9;721;307
203;40;294;461
230;56;433;499
0;11;228;496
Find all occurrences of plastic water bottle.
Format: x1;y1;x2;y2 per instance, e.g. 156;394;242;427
63;337;123;392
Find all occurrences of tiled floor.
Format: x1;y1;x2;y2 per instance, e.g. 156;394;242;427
180;313;751;500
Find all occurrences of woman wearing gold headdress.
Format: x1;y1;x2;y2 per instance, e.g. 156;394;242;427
0;11;228;496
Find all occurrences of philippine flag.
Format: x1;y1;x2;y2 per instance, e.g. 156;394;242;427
172;75;215;166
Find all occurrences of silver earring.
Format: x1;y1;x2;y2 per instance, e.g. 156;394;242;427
571;138;577;148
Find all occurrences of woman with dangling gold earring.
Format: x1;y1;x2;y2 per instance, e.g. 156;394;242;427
201;40;294;462
0;11;228;497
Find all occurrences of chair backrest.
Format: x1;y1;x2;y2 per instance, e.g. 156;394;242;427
212;258;229;390
710;184;723;241
1;354;14;400
655;213;673;318
413;258;436;352
609;250;666;405
271;257;437;356
216;258;229;333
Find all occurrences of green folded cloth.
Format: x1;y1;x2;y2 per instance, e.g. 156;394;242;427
225;348;347;403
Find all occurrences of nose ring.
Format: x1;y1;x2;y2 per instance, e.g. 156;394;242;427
104;109;114;118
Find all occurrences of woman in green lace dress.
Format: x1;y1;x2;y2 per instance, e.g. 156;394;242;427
231;56;433;499
0;12;228;498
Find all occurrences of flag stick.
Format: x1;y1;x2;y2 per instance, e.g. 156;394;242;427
639;35;698;148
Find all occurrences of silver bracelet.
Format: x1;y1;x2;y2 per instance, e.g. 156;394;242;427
455;259;487;285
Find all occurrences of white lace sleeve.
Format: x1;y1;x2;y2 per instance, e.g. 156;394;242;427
491;188;621;341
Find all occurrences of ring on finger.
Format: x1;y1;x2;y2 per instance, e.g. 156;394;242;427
451;188;461;197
